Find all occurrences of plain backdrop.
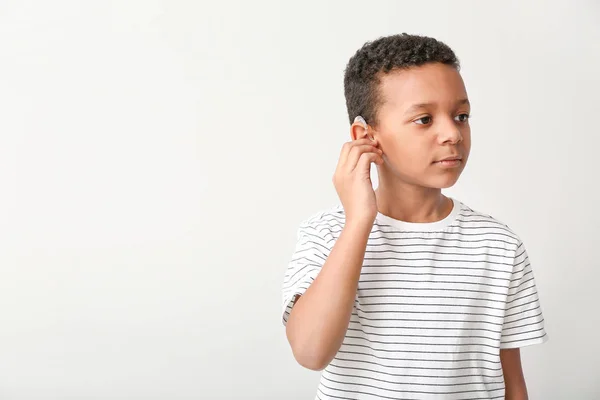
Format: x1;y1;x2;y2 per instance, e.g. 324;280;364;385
1;0;599;399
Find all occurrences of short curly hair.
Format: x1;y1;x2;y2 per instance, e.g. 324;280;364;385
343;33;460;127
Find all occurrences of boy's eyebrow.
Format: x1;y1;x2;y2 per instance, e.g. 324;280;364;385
403;98;470;115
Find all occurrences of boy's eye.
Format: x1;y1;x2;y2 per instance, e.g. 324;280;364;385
456;113;470;122
414;116;432;125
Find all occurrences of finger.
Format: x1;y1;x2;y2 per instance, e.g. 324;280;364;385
353;151;384;173
339;138;376;166
345;144;383;173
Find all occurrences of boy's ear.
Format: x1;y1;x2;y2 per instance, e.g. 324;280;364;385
350;122;372;141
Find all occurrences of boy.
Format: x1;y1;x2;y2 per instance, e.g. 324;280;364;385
281;33;548;399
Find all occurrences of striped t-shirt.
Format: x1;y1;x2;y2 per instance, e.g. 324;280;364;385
281;197;548;400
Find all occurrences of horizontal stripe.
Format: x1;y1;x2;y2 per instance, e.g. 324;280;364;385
324;367;504;388
320;374;505;396
336;351;503;371
329;361;503;378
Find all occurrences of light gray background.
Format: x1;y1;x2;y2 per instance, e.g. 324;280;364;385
1;0;599;399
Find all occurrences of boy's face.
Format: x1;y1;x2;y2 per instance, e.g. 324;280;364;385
370;62;471;189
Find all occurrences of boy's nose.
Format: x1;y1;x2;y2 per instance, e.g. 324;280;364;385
438;128;463;144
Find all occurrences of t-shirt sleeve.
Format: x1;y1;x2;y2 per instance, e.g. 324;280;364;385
281;216;333;326
500;240;549;349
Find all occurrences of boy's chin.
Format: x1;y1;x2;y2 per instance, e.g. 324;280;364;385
386;168;462;189
421;175;462;189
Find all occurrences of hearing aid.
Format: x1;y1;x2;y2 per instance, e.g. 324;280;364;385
354;115;375;142
354;115;367;128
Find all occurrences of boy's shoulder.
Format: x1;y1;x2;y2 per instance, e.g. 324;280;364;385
457;200;522;243
297;203;346;231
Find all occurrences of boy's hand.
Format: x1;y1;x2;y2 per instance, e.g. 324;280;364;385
332;138;384;227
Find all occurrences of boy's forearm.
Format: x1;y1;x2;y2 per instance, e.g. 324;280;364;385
285;220;372;370
501;348;529;399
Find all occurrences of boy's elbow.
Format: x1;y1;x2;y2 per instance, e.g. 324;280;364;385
285;300;335;371
286;327;331;371
291;344;330;371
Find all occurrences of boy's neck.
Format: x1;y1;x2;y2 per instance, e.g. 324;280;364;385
374;184;453;224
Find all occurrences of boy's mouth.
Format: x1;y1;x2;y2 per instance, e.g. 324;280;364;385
433;155;462;167
434;155;461;161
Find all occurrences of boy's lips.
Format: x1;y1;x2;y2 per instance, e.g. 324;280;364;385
433;155;462;167
433;155;462;163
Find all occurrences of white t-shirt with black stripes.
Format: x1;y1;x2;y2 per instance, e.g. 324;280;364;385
281;197;548;400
